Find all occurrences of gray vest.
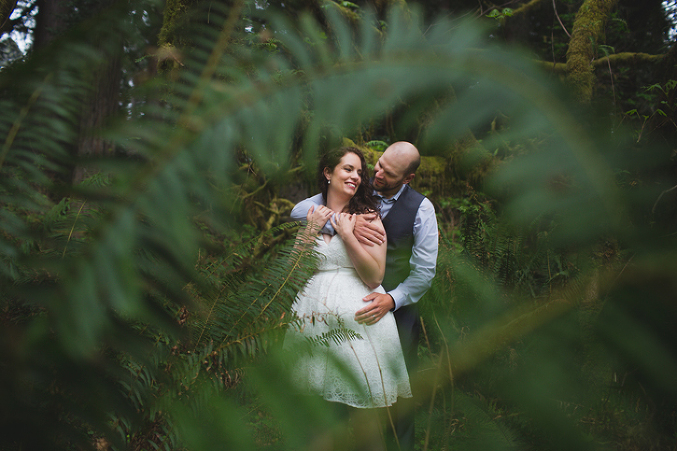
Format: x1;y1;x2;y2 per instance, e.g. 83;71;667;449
381;185;425;292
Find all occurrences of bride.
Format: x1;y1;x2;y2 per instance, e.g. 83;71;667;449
286;146;411;409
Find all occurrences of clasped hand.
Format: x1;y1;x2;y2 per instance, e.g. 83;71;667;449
330;212;356;238
305;206;356;238
306;207;385;246
305;205;333;234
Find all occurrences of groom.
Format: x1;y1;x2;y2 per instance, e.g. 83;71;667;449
290;141;439;451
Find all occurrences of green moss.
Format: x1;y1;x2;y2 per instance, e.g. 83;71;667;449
158;0;199;46
565;0;620;102
348;139;485;203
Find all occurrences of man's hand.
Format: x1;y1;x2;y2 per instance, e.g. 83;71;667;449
355;292;395;326
354;213;386;246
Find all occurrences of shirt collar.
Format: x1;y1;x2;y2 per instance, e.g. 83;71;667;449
376;184;407;203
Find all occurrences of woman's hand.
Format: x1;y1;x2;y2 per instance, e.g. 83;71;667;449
330;212;356;239
305;205;333;235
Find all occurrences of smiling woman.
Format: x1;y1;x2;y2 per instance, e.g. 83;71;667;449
317;146;379;216
324;152;362;205
285;146;410;419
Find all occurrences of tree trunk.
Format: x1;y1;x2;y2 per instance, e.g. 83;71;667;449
33;0;68;48
158;0;202;47
72;0;123;184
565;0;620;102
33;0;123;184
72;52;122;183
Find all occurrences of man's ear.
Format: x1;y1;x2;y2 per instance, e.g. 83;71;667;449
403;173;415;185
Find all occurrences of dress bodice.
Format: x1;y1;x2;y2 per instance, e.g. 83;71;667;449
315;235;354;271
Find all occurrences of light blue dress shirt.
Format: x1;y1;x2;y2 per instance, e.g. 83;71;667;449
290;184;439;310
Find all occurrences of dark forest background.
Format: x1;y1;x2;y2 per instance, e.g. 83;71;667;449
0;0;676;450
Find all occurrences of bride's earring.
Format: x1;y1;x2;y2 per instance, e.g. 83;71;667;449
327;179;330;184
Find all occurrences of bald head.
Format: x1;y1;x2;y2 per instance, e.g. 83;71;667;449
383;141;421;177
372;141;421;197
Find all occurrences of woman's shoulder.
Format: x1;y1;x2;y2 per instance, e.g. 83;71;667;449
369;213;384;226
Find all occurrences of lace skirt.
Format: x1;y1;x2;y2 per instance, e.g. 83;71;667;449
285;267;412;408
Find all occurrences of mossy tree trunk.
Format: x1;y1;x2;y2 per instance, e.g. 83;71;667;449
565;0;620;103
158;0;201;47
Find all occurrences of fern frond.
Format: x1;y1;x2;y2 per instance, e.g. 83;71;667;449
0;2;659;450
303;321;364;348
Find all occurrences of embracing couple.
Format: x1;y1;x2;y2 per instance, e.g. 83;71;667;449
286;142;439;451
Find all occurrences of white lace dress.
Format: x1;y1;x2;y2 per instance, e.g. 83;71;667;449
285;235;412;408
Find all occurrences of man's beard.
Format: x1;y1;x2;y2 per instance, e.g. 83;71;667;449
373;178;400;193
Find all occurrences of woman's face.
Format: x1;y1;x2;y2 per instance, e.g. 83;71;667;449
324;152;362;198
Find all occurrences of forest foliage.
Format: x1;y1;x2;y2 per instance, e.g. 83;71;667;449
0;1;676;450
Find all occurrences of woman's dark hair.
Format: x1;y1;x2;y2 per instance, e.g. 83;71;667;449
318;146;379;215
